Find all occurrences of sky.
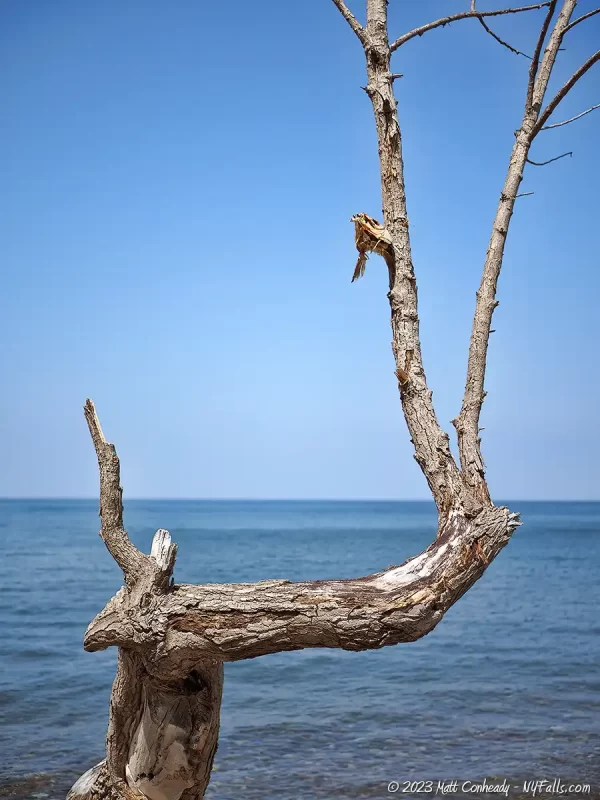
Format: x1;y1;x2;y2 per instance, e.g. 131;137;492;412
1;1;599;500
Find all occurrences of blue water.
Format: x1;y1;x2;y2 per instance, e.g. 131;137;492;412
0;500;599;799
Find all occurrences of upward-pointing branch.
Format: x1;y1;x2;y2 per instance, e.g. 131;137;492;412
84;399;148;584
564;8;600;33
454;0;579;502
390;3;551;52
533;50;600;135
541;103;600;129
330;0;366;44
526;0;557;112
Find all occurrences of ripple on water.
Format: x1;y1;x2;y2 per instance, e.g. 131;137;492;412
1;499;599;798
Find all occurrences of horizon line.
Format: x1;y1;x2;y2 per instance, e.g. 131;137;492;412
1;496;599;503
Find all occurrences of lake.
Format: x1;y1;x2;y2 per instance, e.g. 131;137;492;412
0;499;599;799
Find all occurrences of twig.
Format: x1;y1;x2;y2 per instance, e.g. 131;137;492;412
533;50;600;135
84;399;147;583
330;0;366;44
390;3;551;53
564;8;600;33
526;0;557;112
541;103;600;129
478;16;532;57
527;150;572;165
516;191;535;196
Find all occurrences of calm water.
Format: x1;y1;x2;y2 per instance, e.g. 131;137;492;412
0;500;599;799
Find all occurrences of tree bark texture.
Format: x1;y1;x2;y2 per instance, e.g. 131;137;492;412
67;0;599;796
363;2;470;520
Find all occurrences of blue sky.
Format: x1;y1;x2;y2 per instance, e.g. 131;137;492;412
1;1;599;500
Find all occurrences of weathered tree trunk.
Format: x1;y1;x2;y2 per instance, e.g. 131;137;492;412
69;404;517;800
69;550;223;800
68;0;598;796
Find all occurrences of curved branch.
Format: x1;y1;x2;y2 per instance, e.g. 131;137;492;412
390;3;551;53
564;7;600;33
478;17;532;58
527;150;572;165
533;50;600;135
84;399;148;583
330;0;366;44
84;507;519;661
541;103;600;129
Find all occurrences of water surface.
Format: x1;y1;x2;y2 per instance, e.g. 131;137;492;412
0;500;598;798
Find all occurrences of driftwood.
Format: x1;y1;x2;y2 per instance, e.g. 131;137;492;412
68;2;599;798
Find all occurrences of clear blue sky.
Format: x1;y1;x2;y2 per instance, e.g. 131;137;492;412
2;1;599;500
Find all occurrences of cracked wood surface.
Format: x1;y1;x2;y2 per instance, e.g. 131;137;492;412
69;1;600;797
84;507;518;664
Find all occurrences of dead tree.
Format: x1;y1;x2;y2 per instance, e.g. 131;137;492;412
68;2;599;798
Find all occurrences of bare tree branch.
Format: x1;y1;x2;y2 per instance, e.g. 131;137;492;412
516;190;535;196
84;507;520;659
83;398;148;583
527;150;572;165
351;0;471;518
564;7;600;33
478;16;532;57
70;3;600;797
541;102;600;129
526;0;557;112
390;3;551;52
533;50;600;134
330;0;366;43
454;0;578;501
530;1;579;113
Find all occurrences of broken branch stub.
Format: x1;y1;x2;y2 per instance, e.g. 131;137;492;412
350;213;395;281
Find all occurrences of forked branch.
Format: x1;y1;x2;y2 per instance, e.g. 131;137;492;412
533;49;600;134
529;0;575;112
81;404;519;665
526;1;557;112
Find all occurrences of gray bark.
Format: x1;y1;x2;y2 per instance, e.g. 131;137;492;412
453;0;580;500
363;0;469;520
68;2;599;797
